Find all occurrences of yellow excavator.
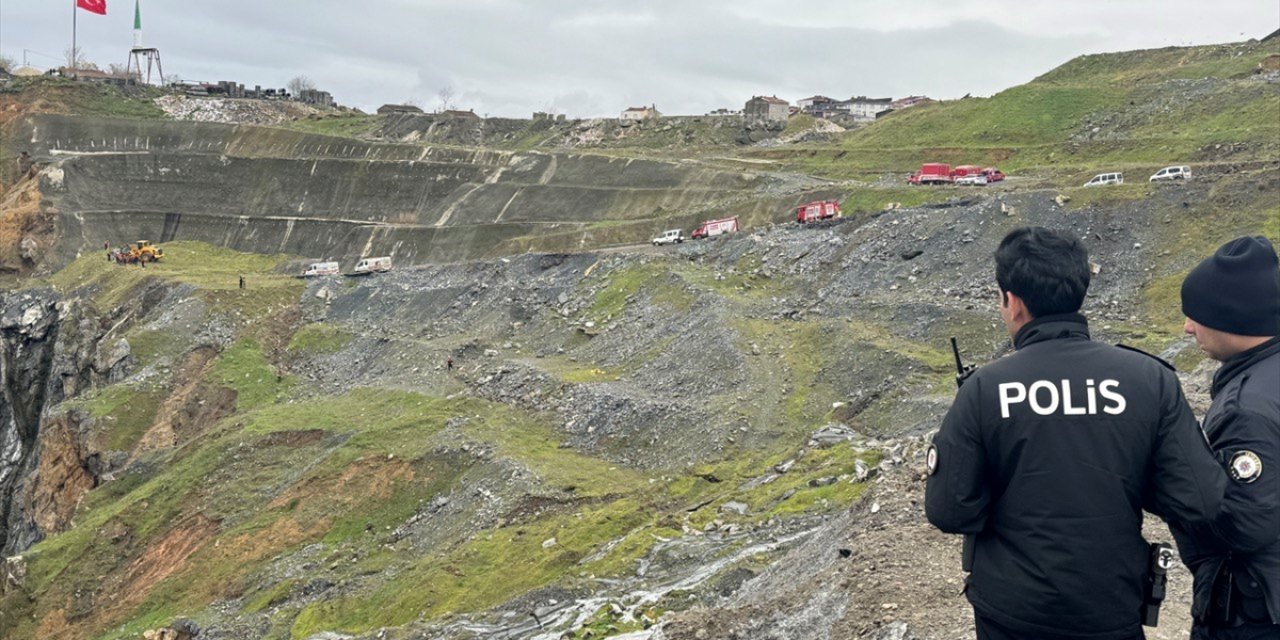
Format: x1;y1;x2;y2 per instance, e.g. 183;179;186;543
116;240;164;264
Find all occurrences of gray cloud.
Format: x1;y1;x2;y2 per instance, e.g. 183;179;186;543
3;1;1275;117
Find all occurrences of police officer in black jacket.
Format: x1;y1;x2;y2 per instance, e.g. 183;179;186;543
926;227;1227;640
1174;235;1280;639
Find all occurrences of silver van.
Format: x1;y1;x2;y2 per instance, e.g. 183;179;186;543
1083;172;1124;187
1149;165;1191;182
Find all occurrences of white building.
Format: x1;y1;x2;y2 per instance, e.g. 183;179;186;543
841;96;893;121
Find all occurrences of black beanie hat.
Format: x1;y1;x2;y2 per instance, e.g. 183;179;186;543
1181;236;1280;337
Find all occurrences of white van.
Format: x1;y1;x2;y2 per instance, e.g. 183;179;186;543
1149;165;1191;182
1083;172;1124;188
651;229;684;246
352;256;393;275
301;261;340;277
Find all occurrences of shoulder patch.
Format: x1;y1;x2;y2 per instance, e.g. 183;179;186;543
1116;344;1176;372
1229;451;1263;484
926;444;939;476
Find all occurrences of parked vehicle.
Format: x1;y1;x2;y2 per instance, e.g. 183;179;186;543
112;240;165;264
301;261;340;277
1149;165;1191;182
981;167;1006;182
1083;172;1124;187
691;216;739;240
955;174;988;186
651;229;685;246
952;165;983;178
908;163;953;185
351;256;393;275
796;199;841;223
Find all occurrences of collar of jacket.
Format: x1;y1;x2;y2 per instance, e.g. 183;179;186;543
1211;335;1280;398
1013;312;1091;350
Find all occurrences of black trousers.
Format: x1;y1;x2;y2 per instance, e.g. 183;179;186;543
1191;624;1280;640
975;614;1145;640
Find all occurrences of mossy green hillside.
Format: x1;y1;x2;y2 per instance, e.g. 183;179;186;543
280;114;380;138
286;323;353;356
1133;173;1280;364
769;38;1280;178
78;383;170;452
1;76;166;119
588;263;700;322
44;241;301;314
16;387;659;640
289;498;653;636
210;339;295;411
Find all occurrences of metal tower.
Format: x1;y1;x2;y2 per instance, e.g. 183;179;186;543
125;0;165;85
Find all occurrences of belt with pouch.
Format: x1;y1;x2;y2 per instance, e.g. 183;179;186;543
1210;563;1273;627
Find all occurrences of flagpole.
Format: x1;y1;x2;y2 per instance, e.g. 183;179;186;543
72;0;77;77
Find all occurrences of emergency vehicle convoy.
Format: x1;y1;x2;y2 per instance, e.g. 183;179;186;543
907;163;1005;185
656;201;842;250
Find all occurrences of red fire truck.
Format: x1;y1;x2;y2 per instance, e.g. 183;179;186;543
691;216;739;239
796;200;841;223
907;163;954;185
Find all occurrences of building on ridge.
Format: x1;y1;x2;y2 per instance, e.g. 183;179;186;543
620;105;661;122
744;95;790;123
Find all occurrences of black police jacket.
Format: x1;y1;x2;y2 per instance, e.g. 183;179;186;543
1170;336;1280;624
926;313;1226;639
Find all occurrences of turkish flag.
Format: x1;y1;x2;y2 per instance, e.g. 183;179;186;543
77;0;106;15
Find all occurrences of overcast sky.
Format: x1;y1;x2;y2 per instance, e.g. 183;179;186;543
3;1;1277;117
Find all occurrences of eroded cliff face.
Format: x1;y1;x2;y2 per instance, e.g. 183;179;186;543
0;290;61;552
0;288;140;553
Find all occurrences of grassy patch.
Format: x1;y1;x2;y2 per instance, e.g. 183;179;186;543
290;499;653;636
244;580;300;614
781;114;820;137
587;264;696;321
670;262;784;301
43;241;299;313
732;318;949;431
1063;182;1152;208
210;340;294;411
286;323;352;356
279;115;380;138
561;365;622;384
674;443;883;530
457;406;647;498
839;187;948;214
80;383;169;452
242;388;444;441
3;76;167;119
588;266;655;322
124;328;190;364
1133;183;1280;357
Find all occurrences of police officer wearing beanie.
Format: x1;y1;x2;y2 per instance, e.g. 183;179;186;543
1173;235;1280;639
926;226;1227;640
